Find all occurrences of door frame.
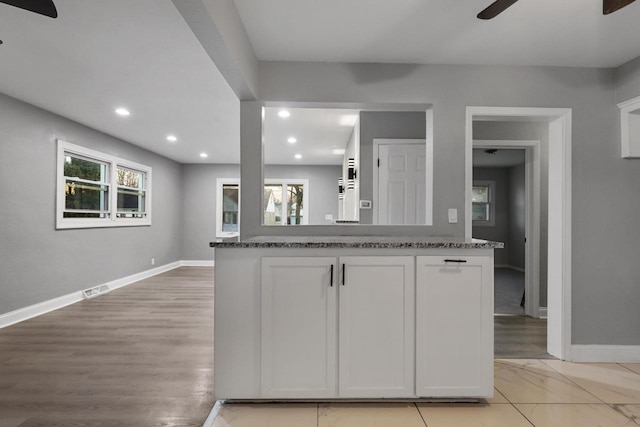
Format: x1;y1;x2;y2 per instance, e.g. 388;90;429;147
473;140;541;318
465;106;572;361
372;138;427;225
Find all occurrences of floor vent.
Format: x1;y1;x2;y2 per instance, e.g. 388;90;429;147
82;284;111;299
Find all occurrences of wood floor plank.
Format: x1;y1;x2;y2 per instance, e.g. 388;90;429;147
0;266;215;426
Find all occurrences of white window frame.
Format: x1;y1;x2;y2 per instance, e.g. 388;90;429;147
216;178;240;238
264;179;309;226
472;180;495;227
215;178;309;236
56;140;152;229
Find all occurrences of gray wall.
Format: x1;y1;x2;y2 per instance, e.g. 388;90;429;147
251;61;640;346
182;163;340;260
472;168;510;266
473;121;549;307
359;111;426;224
615;56;640;103
0;93;183;315
508;164;526;271
182;164;239;261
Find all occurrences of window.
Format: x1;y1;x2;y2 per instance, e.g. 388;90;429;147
472;181;495;227
215;178;309;237
263;179;308;226
57;140;151;229
216;178;240;238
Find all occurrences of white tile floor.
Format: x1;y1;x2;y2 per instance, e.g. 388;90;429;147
209;360;640;427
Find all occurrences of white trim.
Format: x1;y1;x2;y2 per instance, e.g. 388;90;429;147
538;307;548;318
617;95;640;158
466;107;572;361
216;178;241;238
0;260;215;329
372;138;431;225
202;400;223;427
571;345;640;363
57;139;152;229
182;260;215;267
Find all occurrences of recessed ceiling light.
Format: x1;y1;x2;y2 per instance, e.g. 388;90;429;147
115;107;130;117
278;110;290;118
166;135;178;142
287;137;297;144
294;154;302;159
332;148;346;155
200;152;208;158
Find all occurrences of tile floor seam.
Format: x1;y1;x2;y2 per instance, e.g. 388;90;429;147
414;402;429;427
509;402;537;427
619;363;640;375
537;359;611;405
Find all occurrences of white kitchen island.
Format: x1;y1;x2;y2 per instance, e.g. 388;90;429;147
210;236;503;401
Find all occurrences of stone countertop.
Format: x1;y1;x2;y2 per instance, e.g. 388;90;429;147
210;236;503;249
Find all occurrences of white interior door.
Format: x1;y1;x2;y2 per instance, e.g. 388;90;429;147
378;143;426;225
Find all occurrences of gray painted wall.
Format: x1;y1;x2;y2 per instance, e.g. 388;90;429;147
473;121;549;307
472;168;510;266
359;111;426;224
0;93;183;315
508;164;526;271
615;56;640;103
252;61;640;346
182;164;239;261
182;163;340;260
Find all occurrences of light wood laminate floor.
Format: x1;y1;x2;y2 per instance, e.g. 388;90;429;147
0;266;215;427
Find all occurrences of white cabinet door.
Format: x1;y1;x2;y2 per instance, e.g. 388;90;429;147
338;256;415;398
261;257;337;398
416;256;494;398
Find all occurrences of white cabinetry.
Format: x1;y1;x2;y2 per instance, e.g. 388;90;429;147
339;256;414;397
261;256;414;399
261;257;336;398
415;256;493;397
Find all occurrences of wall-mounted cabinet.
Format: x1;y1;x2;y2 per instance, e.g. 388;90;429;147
618;95;640;158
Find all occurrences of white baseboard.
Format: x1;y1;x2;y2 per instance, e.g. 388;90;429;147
571;345;640;363
538;307;548;318
182;260;215;267
202;401;223;427
0;260;211;329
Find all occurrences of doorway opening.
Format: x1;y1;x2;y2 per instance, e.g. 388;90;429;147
472;142;549;358
465;107;572;361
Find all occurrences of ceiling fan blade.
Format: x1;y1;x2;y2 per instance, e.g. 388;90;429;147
0;0;57;18
603;0;636;14
477;0;519;19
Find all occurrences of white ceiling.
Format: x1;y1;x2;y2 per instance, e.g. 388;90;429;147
264;107;358;165
0;0;240;164
473;148;525;167
2;1;640;167
234;0;640;68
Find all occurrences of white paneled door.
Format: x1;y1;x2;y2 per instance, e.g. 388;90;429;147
378;143;426;225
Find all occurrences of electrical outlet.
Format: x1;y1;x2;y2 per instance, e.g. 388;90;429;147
151;258;155;266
